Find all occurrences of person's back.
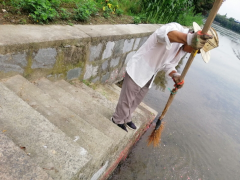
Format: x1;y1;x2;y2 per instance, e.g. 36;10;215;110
127;22;188;88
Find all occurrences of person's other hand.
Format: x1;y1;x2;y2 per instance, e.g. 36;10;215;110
187;31;213;50
172;73;184;89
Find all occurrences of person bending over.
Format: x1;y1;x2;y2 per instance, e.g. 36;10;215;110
112;22;212;132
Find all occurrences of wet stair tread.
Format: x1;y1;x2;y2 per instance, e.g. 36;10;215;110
0;132;53;180
2;75;113;158
0;82;91;180
35;77;126;144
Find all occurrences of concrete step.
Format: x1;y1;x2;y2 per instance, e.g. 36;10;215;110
55;79;113;119
35;78;126;144
0;132;53;180
0;82;90;180
34;78;141;179
2;75;113;159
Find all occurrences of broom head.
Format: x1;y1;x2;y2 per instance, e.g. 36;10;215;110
148;120;165;147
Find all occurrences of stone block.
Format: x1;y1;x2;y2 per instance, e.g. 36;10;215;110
125;51;136;64
110;57;120;68
32;48;57;69
108;69;119;83
102;42;115;59
113;39;124;56
102;60;108;71
89;43;103;62
123;39;134;53
12;52;27;67
84;64;98;80
117;66;126;80
0;54;10;62
0;53;27;73
138;37;149;49
0;64;24;73
133;38;141;50
67;68;82;80
63;46;84;65
101;72;110;83
91;76;100;83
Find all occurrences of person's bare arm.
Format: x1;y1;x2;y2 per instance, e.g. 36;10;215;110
167;31;187;44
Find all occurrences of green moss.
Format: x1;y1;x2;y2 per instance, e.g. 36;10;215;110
52;51;67;75
52;50;85;79
23;51;33;78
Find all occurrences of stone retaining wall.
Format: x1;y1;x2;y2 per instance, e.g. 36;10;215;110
0;24;161;83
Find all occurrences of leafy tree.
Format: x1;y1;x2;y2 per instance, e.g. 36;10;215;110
214;14;240;34
192;0;215;15
229;17;235;22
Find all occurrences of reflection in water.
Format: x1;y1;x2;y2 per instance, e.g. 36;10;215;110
232;42;240;60
152;70;167;92
153;54;186;92
109;26;240;180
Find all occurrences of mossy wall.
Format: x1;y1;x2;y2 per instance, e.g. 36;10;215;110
0;24;159;83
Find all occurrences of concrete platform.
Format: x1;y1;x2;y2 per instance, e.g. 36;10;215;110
0;75;157;180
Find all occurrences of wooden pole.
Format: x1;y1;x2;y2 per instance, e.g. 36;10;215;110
202;0;223;34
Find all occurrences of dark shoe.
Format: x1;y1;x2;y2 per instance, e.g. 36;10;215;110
126;121;137;130
111;117;128;132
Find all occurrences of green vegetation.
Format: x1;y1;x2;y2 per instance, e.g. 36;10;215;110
59;8;71;20
214;14;240;34
0;0;215;26
74;1;97;21
139;0;214;26
192;0;215;15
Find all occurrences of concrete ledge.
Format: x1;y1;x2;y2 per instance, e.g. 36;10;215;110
0;25;91;54
0;24;159;54
0;25;90;46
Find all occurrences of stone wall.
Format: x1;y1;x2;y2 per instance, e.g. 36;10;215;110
0;24;161;83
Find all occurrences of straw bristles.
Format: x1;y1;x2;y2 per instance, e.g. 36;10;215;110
147;121;165;147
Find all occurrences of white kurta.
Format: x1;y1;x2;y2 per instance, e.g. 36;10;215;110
126;22;189;88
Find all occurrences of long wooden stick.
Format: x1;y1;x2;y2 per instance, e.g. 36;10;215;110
148;0;223;146
160;50;198;120
202;0;223;34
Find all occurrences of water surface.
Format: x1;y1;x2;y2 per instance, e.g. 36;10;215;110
109;29;240;180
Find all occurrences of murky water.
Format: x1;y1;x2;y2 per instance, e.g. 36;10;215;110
109;29;240;180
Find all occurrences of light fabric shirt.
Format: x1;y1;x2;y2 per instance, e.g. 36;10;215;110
126;22;189;88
